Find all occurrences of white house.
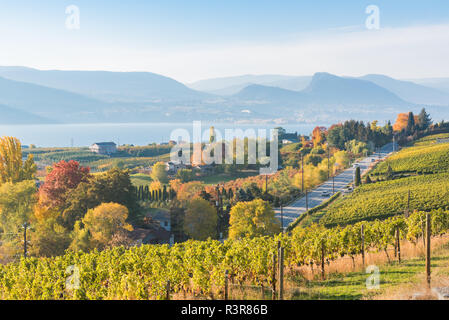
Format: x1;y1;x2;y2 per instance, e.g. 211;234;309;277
89;142;117;155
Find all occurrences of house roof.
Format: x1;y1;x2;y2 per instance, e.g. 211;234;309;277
146;209;170;222
129;227;171;244
91;142;116;146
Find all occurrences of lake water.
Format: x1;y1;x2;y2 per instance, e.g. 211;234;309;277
0;122;318;147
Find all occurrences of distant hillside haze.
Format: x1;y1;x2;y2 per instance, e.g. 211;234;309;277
0;103;54;124
302;72;408;106
0;66;449;125
0;76;111;123
187;74;296;93
0;66;209;103
406;77;449;95
233;72;408;107
359;74;449;105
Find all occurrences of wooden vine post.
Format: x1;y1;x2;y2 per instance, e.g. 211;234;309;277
361;224;365;269
396;226;401;263
320;242;325;280
224;270;229;300
166;280;170;300
278;246;284;300
271;252;277;300
426;213;431;289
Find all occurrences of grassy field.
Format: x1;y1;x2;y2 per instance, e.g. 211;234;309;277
130;173;153;186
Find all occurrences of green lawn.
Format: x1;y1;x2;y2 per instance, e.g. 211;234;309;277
130;173;153;186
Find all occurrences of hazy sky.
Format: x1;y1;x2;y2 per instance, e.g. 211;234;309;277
1;0;449;82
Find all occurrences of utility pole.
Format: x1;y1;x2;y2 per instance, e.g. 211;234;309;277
327;144;330;179
23;222;28;258
301;155;304;194
393;135;396;152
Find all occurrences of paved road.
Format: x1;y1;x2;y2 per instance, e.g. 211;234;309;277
275;142;397;229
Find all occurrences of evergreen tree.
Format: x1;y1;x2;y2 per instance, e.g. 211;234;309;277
386;164;394;180
162;185;167;201
144;185;149;200
365;175;372;184
418;108;432;130
228;188;233;200
354;166;361;186
406;112;415;135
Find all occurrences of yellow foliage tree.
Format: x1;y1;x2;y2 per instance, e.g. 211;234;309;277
229;199;280;239
0;137;36;184
151;161;168;184
149;180;162;192
183;197;217;240
71;202;133;251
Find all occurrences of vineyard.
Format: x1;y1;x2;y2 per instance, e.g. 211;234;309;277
318;172;449;227
371;139;449;175
0;209;448;300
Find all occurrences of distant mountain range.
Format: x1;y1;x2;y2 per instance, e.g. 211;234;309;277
1;66;449;125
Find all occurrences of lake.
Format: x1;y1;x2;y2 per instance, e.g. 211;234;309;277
0;122;318;147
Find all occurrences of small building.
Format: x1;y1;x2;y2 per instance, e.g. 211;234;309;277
89;142;117;155
129;227;172;245
147;209;171;232
165;161;187;175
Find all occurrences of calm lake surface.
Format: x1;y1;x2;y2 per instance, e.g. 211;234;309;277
0;122;318;147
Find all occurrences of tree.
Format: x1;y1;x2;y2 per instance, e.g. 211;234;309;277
30;217;71;257
365;175;372;184
0;180;37;257
354;166;361;186
229;199;280;239
183;198;217;240
312;126;327;146
418;108;432;130
393;113;409;132
0;137;36;185
176;181;204;203
406;112;415;135
151;162;168;184
62;168;140;229
70;203;133;251
39;160;90;208
176;169;194;182
385;164;394;180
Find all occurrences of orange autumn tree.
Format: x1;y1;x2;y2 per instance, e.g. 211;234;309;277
312;126;327;146
393;113;408;132
393;112;420;132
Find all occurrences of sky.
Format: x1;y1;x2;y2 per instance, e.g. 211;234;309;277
0;0;449;82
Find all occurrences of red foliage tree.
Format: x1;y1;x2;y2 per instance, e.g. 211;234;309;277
39;160;90;208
